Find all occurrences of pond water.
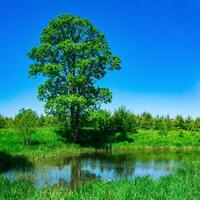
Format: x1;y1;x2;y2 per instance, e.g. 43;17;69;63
2;151;198;189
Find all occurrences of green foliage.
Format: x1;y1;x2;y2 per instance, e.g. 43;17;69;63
14;109;38;145
184;116;193;130
191;117;200;131
153;115;164;130
88;110;112;132
4;117;14;129
140;112;153;129
28;14;121;141
174;115;185;130
38;115;55;127
0;115;13;129
0;114;6;129
163;115;173;131
111;106;135;138
38;115;70;131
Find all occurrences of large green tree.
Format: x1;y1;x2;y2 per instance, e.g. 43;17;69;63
28;14;121;141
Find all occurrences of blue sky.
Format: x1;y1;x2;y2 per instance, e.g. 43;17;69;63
1;0;200;117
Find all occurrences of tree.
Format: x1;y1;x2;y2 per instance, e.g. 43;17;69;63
111;106;134;136
153;115;164;130
174;115;185;130
0;114;6;129
191;117;200;131
164;114;173;131
140;112;153;129
28;14;121;142
88;109;112;132
184;116;193;131
131;113;139;131
14;109;38;145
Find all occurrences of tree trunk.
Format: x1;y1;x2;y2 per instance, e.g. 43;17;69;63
70;105;80;142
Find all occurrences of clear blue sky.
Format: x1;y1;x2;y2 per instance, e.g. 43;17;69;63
1;0;200;117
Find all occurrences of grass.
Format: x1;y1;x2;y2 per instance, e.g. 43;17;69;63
112;129;200;150
1;128;200;160
0;160;200;199
0;128;92;161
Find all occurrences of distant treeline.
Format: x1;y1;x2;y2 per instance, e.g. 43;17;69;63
1;106;200;133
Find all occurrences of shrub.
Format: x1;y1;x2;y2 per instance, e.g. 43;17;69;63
14;109;39;145
0;115;6;129
111;106;135;138
140;112;153;130
88;110;112;132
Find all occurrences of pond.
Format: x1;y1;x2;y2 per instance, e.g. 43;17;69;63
2;151;198;189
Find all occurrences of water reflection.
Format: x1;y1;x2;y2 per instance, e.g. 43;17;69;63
3;151;198;189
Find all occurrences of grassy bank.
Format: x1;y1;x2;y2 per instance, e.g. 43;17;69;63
0;128;92;160
1;128;200;158
113;129;200;150
0;160;200;200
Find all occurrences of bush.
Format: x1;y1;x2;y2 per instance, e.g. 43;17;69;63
111;106;135;138
14;109;39;145
0;115;6;129
4;117;14;129
174;115;185;130
88;110;112;132
140;112;154;130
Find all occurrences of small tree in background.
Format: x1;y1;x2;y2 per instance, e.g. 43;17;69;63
140;112;153;130
14;109;38;145
174;115;185;130
4;117;14;129
184;116;193;131
0;114;6;129
163;115;173;131
191;117;200;131
153;115;164;130
111;106;134;139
